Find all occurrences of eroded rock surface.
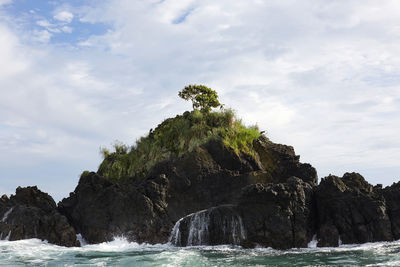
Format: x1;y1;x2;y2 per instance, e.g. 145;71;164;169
315;173;393;247
59;137;318;246
3;136;399;250
58;172;171;244
0;186;79;246
238;177;314;249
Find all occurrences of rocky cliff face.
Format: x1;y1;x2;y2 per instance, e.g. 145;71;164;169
0;186;79;247
238;177;315;249
57;136;318;246
1;136;399;249
58;172;172;244
315;173;392;247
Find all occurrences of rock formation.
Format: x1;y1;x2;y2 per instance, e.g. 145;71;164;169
238;177;315;249
1;136;398;249
58;136;319;246
0;186;79;246
315;173;392;247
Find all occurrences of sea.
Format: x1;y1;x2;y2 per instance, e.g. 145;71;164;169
1;237;400;266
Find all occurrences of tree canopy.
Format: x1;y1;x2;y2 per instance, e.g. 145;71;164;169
178;84;221;112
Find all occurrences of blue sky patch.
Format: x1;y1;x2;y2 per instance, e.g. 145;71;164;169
1;0;109;45
172;7;194;24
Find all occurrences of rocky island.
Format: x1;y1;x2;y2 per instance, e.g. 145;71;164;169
1;85;399;249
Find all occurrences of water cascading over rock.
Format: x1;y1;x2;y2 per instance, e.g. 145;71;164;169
169;205;246;246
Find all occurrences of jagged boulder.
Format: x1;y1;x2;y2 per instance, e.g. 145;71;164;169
237;177;315;249
0;186;79;247
58;172;172;244
253;135;318;185
383;182;400;239
170;177;315;250
315;173;393;247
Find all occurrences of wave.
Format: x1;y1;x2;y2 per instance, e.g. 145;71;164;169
0;236;171;252
1;237;400;266
2;236;400;252
1;236;400;251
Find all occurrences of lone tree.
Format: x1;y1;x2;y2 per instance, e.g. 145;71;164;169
178;84;221;112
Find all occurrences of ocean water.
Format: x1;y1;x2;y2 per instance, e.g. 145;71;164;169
1;237;400;266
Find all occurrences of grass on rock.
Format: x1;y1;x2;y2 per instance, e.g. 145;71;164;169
97;109;261;181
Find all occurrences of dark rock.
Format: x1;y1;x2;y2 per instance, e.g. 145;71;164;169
253;135;318;185
237;177;314;249
58;172;172;244
6;135;399;250
0;186;79;247
383;182;400;239
154;143;264;223
203;139;262;173
59;138;316;245
315;173;392;247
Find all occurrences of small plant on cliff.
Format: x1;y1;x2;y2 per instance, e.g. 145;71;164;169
178;84;221;112
97;85;263;181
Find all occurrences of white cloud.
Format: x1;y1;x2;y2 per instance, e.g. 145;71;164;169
0;0;12;6
36;19;51;27
36;16;73;35
0;24;28;78
61;25;73;33
1;0;400;199
80;0;400;183
53;11;74;23
32;29;52;43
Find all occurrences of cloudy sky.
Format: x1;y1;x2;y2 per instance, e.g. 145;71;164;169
0;0;399;201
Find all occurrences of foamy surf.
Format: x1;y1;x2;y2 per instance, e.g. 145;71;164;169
1;238;400;266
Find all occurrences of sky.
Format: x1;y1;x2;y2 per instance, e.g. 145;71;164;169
0;0;399;202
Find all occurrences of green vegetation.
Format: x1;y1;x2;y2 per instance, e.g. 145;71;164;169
179;84;221;112
97;85;262;182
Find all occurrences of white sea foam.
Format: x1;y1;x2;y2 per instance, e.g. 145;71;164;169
76;233;87;246
307;234;318;248
338;235;343;246
0;237;400;266
4;230;11;240
1;207;13;222
79;236;171;253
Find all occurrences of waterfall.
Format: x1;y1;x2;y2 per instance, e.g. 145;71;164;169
307;234;318;248
168;217;183;246
169;205;246;246
227;214;246;245
76;234;88;246
187;210;210;245
5;231;11;241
